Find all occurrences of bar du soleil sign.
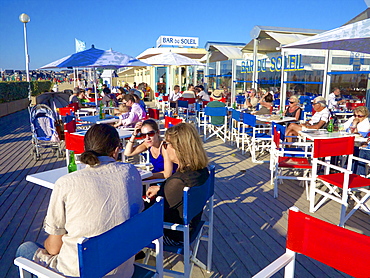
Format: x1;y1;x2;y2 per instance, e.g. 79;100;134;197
156;36;199;48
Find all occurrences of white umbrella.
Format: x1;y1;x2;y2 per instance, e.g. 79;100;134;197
142;52;204;94
142;52;204;66
282;18;370;53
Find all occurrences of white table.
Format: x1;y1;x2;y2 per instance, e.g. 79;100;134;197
26;166;153;190
299;130;366;142
256;115;297;123
71;129;133;140
79;115;119;124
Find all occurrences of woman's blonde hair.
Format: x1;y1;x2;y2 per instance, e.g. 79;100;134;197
289;95;299;104
354;106;369;117
165;123;208;172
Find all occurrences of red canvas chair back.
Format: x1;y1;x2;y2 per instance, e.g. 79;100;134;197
346;102;365;110
272;127;280;150
148;108;160;120
287;208;370;277
313;137;354;158
164;116;182;129
64;120;76;133
162;95;169;101
59;107;74;116
65;132;85;154
68;103;79;112
155;92;160;98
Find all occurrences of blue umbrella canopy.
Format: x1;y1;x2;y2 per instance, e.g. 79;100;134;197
40;47;150;69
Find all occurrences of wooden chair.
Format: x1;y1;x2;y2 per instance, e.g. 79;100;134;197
14;198;164;278
253;206;370;278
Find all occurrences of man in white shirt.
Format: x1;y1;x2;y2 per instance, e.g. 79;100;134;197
195;85;210;101
169;85;182;102
328;87;346;109
285;96;330;141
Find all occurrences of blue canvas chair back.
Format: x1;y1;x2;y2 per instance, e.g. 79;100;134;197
204;106;227;117
177;100;189;108
231;109;241;121
77;198;164;278
304;104;312;113
273;99;280;107
235;95;245;104
272;122;286;141
242;112;256;127
195;102;202;112
183;165;215;225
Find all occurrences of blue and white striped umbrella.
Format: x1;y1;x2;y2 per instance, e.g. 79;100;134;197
40;47;150;69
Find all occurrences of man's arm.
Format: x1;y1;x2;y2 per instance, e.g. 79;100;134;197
44;234;63;255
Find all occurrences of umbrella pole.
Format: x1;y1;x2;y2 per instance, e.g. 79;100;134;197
93;67;98;112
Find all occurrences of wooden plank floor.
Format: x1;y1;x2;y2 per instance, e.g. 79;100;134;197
1;108;369;277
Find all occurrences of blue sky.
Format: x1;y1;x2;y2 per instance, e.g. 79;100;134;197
0;0;368;70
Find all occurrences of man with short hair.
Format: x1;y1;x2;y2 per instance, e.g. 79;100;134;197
120;94;146;127
328;87;346;109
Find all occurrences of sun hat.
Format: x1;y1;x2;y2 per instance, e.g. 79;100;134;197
211;89;224;100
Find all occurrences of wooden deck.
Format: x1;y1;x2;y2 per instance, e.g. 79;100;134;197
1;108;369;277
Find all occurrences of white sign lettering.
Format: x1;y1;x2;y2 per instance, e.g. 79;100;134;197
156;36;199;48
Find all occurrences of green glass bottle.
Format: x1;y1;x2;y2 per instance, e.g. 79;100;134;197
99;101;104;119
233;102;237;109
327;118;334;132
68;151;77;173
109;99;113;107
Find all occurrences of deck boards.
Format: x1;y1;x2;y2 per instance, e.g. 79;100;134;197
0;108;369;277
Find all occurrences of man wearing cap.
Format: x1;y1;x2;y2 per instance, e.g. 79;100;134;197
285;96;330;142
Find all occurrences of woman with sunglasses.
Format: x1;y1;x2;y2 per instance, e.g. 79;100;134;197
343;106;370;137
284;95;302;121
146;123;209;245
16;124;143;277
124;119;175;179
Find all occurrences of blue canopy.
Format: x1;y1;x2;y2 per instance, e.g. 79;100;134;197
40;47;150;69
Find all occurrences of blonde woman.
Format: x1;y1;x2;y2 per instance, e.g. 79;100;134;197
284;95;302;121
146;123;209;245
344;106;370;137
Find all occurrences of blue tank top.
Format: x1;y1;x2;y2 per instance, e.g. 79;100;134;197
148;147;178;173
149;147;164;173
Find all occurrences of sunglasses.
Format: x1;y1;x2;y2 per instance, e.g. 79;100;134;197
354;114;365;118
162;141;171;150
289;101;295;104
139;130;156;137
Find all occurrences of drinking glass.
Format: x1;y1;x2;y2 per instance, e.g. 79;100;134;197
338;123;345;134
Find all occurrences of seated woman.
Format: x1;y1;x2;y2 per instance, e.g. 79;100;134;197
343;106;370;137
124;119;175;179
146;123;209;245
254;92;273;115
284;95;302;121
285;96;330;142
16;124;143;277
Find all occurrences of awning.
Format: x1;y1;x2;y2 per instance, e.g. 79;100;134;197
265;32;311;46
206;45;244;62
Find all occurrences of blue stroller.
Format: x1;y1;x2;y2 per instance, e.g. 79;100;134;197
29;104;64;160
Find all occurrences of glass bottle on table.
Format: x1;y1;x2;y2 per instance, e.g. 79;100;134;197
68;151;77;173
99;101;105;119
327;118;334;132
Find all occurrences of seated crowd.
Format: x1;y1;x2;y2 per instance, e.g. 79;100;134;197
19;82;370;276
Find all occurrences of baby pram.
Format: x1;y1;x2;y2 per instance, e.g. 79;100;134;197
29;104;64;160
